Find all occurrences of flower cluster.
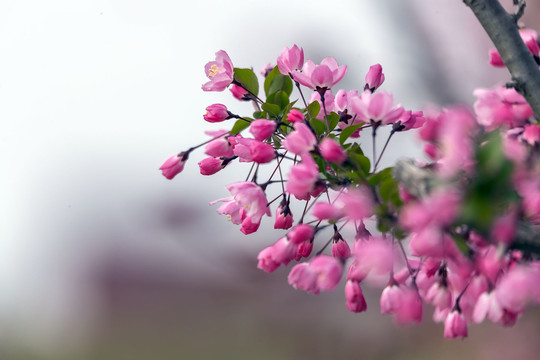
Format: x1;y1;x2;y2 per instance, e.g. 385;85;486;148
161;41;540;339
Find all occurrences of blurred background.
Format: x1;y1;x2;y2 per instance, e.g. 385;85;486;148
1;0;540;359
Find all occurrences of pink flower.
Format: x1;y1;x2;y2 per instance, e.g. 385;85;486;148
203;104;231;123
350;91;404;125
288;263;319;293
338;187;375;221
319;138;347;164
381;284;401;315
364;64;385;92
249;119;277;141
277;45;304;76
285;109;305;123
473;291;516;325
296;240;313;260
286;155;319;200
292;57;347;90
226;181;270;223
274;203;294;230
202;50;234;92
309;90;335;120
522;124;540;146
261;63;274;77
282;122;317;155
489;28;539;67
287;224;315;245
474;86;533;130
233;138;276;164
332;239;351;259
204;130;234;158
425;282;452;311
229;83;249;100
444;310;468;339
159;153;186;180
198;157;224;176
312;202;343;221
495;265;540;314
394;110;425;131
310;255;343;291
257;246;280;273
345;280;367;313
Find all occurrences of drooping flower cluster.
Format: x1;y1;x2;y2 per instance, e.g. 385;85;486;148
161;39;540;339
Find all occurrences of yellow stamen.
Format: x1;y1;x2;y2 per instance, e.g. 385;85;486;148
208;64;219;77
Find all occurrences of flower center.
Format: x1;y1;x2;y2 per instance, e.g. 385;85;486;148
208;64;219;78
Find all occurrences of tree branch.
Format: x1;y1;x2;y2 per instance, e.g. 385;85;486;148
463;0;540;120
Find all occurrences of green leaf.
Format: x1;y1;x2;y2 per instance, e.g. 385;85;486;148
230;118;251;135
307;101;320;119
339;123;364;144
349;153;371;175
267;91;290;110
262;103;281;117
309;118;326;136
327;112;339;132
233;68;259;97
368;167;393;187
264;67;293;97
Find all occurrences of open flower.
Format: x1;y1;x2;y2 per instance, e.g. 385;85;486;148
292;57;347;90
202;50;234;92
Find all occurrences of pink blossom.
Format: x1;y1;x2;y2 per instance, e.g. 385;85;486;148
522;124;540;146
312;202;343;221
425;282;452;311
274;204;294;230
395;110;425;131
286;155;319;200
474;86;533;130
285;109;305;123
287;224;315;245
354;236;395;279
489;28;539;67
473;291;514;325
277;45;304;76
310;255;344;291
159;153;186;180
350;91;404;125
296;240;313;260
198;157;224;176
292;57;347;90
444;310;468;339
282;122;317;155
338;187;375;221
261;63;274;77
288;263;319;294
240;216;260;235
381;284;401;315
319;138;347;164
270;237;298;266
345;280;367;313
229;83;249;100
202;50;234;92
257;246;280;273
394;287;423;324
226;181;270;223
495;265;540;314
203;104;230;123
233;138;276;164
332;239;351;259
204;130;234;158
249;119;277;141
364;64;385;92
488;48;505;67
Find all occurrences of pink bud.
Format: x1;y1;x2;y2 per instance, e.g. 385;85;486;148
272;237;298;266
159;154;186;180
287;224;315;245
345;280;367;313
364;64;385;91
229;83;249;100
288;263;319;294
444;310;468;339
249;119;277;141
277;45;304;76
203;104;230;123
240;216;260;235
234;138;275;164
296;240;313;260
319;138;347;164
282;122;317;155
380;284;401;315
257;246;280;273
332;239;351;259
198;157;223;176
274;205;294;230
285;109;305;123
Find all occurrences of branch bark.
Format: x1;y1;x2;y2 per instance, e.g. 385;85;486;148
393;159;540;256
463;0;540;120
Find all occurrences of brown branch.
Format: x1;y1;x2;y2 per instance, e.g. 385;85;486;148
463;0;540;120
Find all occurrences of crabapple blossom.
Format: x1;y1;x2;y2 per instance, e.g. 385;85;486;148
160;153;186;180
230;83;249;100
282;122;317;155
249;119;277;141
198;157;224;175
285;108;305;123
277;44;304;76
444;310;468;339
202;50;234;92
319;137;347;164
364;64;385;92
292;57;347;90
203;104;230;123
